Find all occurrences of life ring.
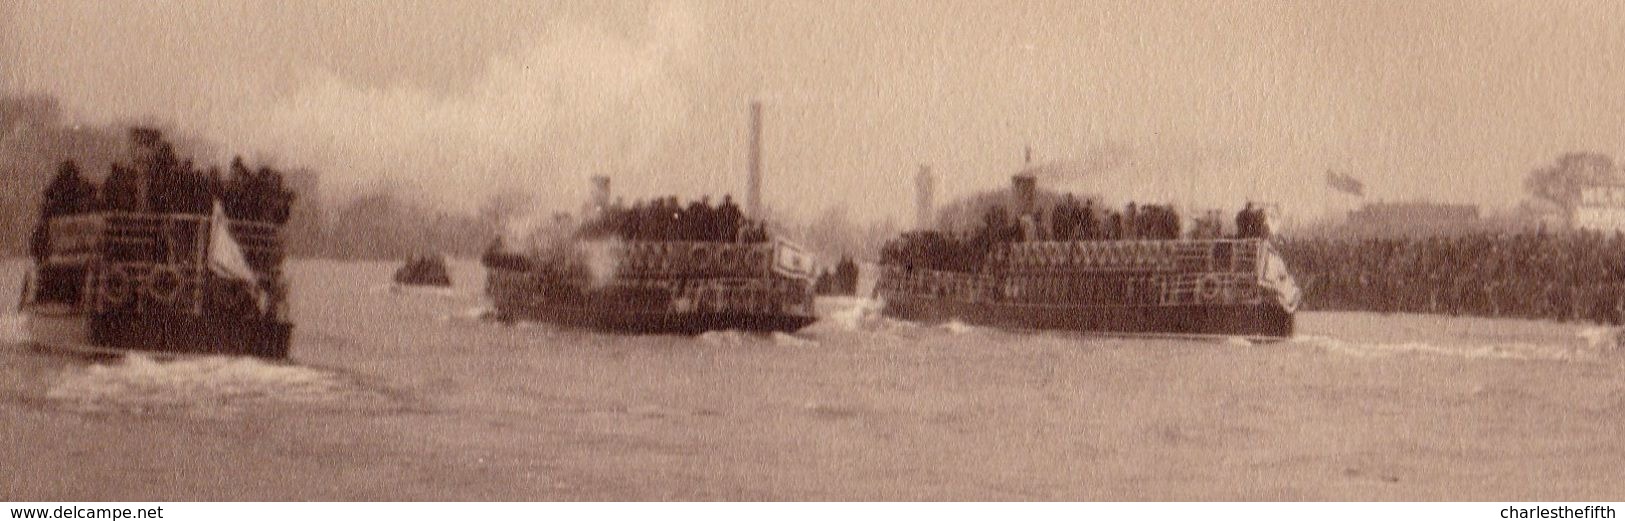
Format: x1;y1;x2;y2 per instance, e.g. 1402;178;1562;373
1197;274;1226;303
101;265;134;308
145;265;186;307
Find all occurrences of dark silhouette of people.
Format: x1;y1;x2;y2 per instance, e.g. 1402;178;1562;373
41;161;96;217
573;193;769;243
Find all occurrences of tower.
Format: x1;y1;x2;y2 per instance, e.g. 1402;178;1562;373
746;101;763;218
915;165;935;230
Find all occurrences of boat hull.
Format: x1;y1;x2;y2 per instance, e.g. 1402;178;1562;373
24;307;293;359
881;293;1293;339
491;301;817;335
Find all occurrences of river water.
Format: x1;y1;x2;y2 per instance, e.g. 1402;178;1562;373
1;259;1622;500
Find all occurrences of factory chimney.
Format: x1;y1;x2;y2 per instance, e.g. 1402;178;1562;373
747;101;764;218
915;165;935;230
586;175;611;218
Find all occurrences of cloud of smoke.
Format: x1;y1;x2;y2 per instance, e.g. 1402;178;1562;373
3;1;701;221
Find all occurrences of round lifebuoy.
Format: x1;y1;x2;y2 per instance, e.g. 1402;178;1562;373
102;265;134;308
1197;274;1226;303
145;265;186;306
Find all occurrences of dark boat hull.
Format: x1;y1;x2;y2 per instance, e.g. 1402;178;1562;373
881;294;1294;339
25;307;293;359
491;302;816;335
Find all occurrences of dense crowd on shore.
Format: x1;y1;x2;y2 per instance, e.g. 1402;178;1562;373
1277;231;1625;324
576;195;770;243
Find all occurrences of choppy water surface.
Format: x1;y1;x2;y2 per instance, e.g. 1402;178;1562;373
2;259;1623;500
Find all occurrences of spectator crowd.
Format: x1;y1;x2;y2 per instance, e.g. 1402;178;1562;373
31;127;296;261
576;195;770;243
1278;231;1625;324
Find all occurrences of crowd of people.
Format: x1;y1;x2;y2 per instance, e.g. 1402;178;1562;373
814;256;861;295
31;128;296;262
1046;196;1186;241
34;128;295;223
576;195;770;243
882;199;1268;273
1278;231;1625;324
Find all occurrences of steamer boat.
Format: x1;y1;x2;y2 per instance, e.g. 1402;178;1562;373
17;129;294;358
875;172;1300;340
483;235;819;334
482;178;818;334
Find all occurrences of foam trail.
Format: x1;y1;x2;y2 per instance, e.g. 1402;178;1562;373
0;313;28;345
45;354;394;415
1293;335;1588;362
942;320;978;335
697;330;754;347
772;332;818;348
820;297;887;332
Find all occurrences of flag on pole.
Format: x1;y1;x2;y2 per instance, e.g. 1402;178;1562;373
209;200;267;311
1325;170;1365;196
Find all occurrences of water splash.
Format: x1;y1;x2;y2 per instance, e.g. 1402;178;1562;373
696;330;754;347
1575;326;1623;355
1292;334;1591;362
942;320;978;335
818;297;887;331
441;305;498;324
44;354;403;416
771;332;818;348
0;313;28;345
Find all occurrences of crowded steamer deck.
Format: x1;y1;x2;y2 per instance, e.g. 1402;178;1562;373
482;181;819;334
17;128;295;358
875;172;1300;339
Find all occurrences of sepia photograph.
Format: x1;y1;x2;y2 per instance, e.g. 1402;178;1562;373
2;0;1624;511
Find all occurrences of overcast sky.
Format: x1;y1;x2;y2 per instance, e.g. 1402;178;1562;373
4;0;1624;224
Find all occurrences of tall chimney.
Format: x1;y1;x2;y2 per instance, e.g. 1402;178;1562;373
585;175;611;218
915;165;935;230
1012;173;1037;217
747;101;764;218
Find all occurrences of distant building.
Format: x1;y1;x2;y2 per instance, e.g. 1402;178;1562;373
1573;185;1625;233
1343;201;1482;237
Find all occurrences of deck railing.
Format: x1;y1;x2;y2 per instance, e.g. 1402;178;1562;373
47;212;284;272
878;239;1279;307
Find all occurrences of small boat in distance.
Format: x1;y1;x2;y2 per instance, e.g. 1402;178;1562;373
18;128;295;359
393;254;453;287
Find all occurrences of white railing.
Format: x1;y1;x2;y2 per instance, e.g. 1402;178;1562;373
875;262;1271;308
47;212;284;271
995;238;1267;275
487;268;814;315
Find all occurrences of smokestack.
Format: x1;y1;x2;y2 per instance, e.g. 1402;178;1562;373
915;165;935;230
585;175;611;218
1012;173;1037;217
747;101;763;218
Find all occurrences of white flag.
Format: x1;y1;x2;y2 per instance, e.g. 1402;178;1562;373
771;239;818;281
209;200;267;311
